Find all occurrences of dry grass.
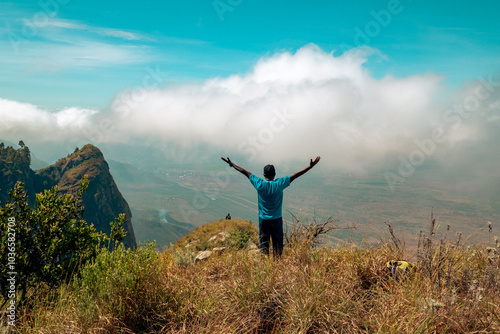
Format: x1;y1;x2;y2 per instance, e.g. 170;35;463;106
5;217;500;333
175;218;259;252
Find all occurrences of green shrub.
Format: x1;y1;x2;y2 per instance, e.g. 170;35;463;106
174;248;196;266
72;242;161;329
0;179;106;303
228;230;251;250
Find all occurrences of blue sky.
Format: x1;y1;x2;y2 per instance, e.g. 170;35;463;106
1;0;499;110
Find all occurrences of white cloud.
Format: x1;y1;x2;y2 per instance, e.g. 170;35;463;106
0;15;155;72
41;19;87;30
0;98;97;142
1;45;498;175
105;44;447;172
55;107;98;128
27;18;146;41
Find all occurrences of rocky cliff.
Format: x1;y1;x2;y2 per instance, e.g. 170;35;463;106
0;145;37;206
0;143;136;248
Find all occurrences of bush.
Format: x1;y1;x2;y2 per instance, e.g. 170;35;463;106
72;242;162;331
0;179;105;303
228;230;251;250
0;177;127;306
173;248;196;266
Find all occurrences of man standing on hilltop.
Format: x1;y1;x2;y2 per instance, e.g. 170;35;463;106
221;156;321;257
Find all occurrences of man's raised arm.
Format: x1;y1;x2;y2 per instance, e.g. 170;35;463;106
221;157;252;178
290;156;321;182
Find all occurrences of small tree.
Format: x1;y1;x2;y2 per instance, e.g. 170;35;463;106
18;140;25;148
109;213;127;250
0;177;108;304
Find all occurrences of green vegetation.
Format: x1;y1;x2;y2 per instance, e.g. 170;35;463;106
4;216;500;333
72;243;160;331
0;177;127;305
0;144;30;170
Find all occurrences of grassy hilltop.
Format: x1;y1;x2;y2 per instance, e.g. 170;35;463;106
5;217;500;333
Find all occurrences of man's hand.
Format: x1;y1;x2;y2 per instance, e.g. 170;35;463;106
310;156;321;168
220;157;251;178
290;156;321;182
221;157;234;167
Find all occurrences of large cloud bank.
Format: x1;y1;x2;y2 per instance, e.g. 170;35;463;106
1;44;499;175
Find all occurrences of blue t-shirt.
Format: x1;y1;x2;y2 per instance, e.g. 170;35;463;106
249;174;291;220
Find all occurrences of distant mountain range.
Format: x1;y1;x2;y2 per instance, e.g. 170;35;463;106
0;143;136;248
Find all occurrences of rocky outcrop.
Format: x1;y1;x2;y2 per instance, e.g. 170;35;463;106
194;247;228;262
195;250;213;262
208;231;230;243
193;231;260;262
36;144;136;248
0;143;136;249
0;145;37;206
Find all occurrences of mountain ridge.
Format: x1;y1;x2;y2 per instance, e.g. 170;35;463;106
0;143;136;248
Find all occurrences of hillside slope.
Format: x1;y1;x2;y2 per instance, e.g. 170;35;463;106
15;223;500;333
36;144;136;248
175;218;259;252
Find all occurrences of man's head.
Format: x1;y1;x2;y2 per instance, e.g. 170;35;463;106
263;164;276;180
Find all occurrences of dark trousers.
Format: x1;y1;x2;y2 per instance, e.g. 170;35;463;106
259;217;283;256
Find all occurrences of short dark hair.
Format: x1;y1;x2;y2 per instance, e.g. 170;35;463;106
263;164;276;178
